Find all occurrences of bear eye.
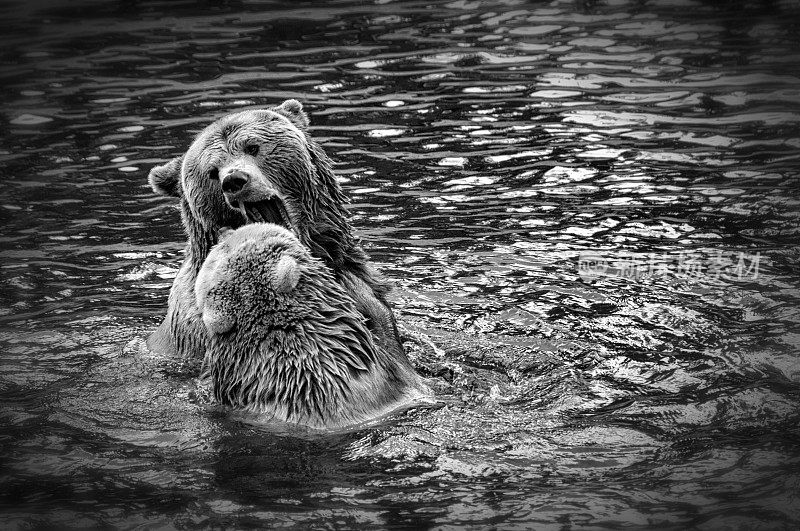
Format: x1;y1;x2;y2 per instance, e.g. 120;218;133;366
208;167;220;180
244;144;260;157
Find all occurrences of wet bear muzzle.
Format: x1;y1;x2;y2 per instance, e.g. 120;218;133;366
221;170;249;194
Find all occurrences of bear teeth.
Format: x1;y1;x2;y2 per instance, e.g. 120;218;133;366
244;198;290;229
246;204;265;223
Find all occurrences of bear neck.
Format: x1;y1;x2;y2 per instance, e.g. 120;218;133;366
302;142;393;299
181;198;218;273
208;325;387;426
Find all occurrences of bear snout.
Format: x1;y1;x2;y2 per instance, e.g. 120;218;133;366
219;163;279;207
221;170;249;194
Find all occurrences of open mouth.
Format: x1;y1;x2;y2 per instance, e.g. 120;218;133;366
239;197;292;229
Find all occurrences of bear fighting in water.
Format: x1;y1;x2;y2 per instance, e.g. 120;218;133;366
147;100;403;360
195;223;429;428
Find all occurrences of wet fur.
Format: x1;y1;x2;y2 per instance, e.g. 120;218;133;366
147;100;402;359
196;224;428;428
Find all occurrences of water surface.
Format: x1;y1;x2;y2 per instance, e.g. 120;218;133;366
1;0;800;528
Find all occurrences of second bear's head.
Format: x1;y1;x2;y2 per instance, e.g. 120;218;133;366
148;100;352;264
194;223;321;336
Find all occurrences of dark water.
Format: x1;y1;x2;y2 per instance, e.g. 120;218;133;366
2;0;800;528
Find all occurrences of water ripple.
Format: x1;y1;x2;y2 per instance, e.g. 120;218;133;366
1;0;799;528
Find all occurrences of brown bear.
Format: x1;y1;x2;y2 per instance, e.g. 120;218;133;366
147;100;402;360
195;223;430;428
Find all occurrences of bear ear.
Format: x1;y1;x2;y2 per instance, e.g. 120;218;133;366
273;99;310;130
148;156;183;197
272;254;300;293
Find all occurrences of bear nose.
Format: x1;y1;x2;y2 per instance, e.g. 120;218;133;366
221;171;249;194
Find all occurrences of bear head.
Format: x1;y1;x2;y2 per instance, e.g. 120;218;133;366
149;100;356;268
194;223;312;336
